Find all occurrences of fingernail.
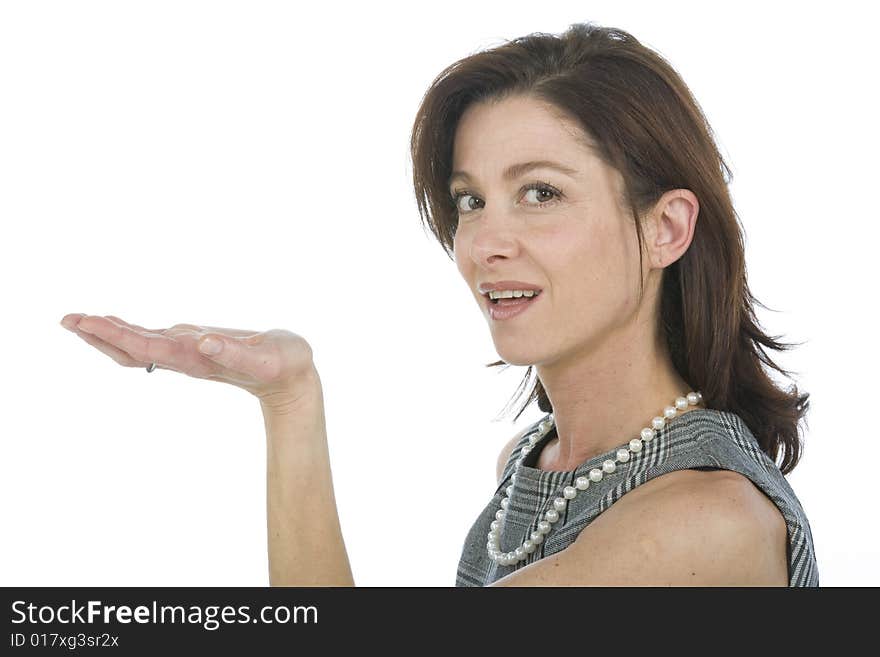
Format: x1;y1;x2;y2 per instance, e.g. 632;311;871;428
199;338;223;355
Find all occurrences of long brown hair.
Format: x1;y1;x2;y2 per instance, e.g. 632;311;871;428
409;22;810;474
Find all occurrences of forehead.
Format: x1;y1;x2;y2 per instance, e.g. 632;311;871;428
451;95;595;170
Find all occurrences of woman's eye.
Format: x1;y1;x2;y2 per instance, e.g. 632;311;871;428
454;193;483;213
450;182;561;215
523;186;557;204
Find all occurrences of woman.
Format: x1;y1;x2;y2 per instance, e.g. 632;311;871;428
59;22;818;586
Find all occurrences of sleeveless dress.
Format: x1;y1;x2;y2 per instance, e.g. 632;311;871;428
455;407;819;586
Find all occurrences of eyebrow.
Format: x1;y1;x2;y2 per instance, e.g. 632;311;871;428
448;160;580;188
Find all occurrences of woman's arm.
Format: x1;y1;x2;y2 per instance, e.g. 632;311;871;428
60;314;355;585
261;367;355;587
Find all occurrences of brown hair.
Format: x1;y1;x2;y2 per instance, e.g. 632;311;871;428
409;22;810;474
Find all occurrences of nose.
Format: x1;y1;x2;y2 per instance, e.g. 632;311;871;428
467;209;522;267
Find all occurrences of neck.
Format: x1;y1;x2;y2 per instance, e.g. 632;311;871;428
534;327;699;472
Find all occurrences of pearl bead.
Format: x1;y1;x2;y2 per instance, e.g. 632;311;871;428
487;391;702;566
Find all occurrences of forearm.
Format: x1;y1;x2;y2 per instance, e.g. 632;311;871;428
262;373;354;586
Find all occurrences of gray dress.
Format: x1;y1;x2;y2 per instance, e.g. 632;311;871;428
456;407;819;586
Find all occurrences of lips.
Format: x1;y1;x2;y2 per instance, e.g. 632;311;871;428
478;280;544;295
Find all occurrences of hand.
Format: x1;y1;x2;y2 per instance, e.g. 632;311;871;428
59;314;320;411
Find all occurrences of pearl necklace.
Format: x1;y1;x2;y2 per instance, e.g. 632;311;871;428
487;391;703;566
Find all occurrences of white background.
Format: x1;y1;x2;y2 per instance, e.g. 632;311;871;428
1;0;876;586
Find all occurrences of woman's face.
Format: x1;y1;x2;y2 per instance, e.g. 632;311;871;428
451;94;653;369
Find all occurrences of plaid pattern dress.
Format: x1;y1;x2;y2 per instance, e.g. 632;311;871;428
455;407;819;586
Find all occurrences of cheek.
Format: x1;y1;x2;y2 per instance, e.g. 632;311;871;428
554;230;633;314
452;232;469;277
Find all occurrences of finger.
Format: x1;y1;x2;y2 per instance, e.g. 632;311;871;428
104;315;167;335
60;313;86;331
174;323;262;338
67;322;150;368
77;315;182;369
104;316;260;339
60;313;163;336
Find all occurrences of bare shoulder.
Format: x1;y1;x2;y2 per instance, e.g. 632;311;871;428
490;467;790;586
581;467;789;584
632;468;789;546
496;426;531;485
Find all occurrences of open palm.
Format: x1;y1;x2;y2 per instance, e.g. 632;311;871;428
60;313;319;409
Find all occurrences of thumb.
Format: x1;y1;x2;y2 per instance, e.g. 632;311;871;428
198;335;226;357
197;333;274;384
198;333;247;373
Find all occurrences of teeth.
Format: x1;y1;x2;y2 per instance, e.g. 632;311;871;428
488;289;539;300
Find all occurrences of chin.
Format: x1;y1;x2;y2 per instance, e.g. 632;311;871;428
492;347;540;368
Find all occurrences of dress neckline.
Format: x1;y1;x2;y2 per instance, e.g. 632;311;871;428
515;407;716;480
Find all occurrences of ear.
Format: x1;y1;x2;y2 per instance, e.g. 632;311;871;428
645;189;699;269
